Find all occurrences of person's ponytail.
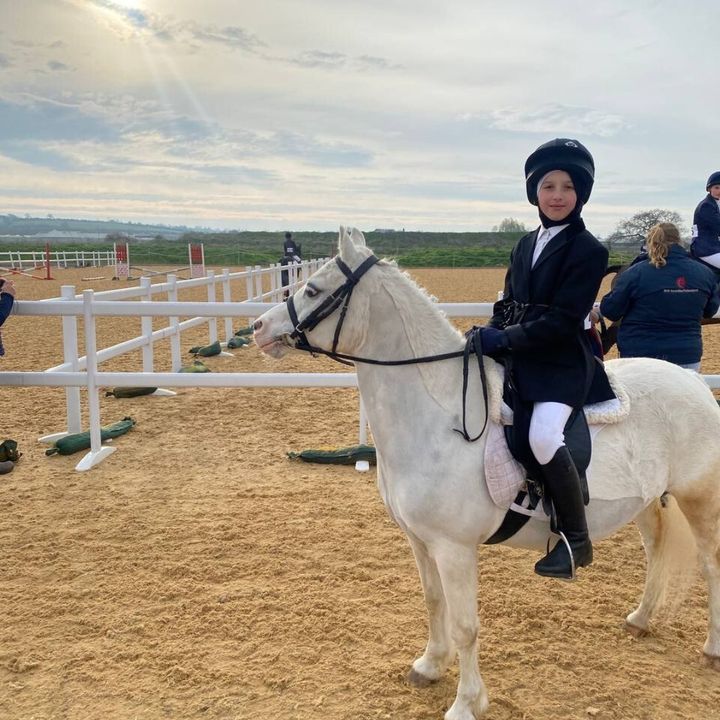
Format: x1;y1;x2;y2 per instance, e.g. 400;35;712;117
647;223;681;268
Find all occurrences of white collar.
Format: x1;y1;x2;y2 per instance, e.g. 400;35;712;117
539;224;569;239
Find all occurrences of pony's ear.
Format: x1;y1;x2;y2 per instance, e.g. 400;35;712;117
338;226;354;258
349;227;367;247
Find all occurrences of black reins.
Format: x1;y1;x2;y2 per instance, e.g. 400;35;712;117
284;254;490;442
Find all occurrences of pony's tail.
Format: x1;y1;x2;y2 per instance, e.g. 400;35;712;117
642;493;698;618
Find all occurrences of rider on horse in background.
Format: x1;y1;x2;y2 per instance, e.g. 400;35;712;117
690;171;720;272
472;138;616;580
280;231;302;300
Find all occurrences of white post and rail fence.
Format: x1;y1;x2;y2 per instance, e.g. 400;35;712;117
2;258;720;472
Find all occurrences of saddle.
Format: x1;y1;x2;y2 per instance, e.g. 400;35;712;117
481;361;628;545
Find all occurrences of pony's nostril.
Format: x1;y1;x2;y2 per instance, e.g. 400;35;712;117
253;320;262;331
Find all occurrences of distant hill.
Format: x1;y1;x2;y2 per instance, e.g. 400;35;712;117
0;214;209;240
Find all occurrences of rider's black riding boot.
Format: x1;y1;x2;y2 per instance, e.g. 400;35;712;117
534;446;593;580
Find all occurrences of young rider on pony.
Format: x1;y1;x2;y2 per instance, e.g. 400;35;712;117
474;138;615;580
690;171;720;270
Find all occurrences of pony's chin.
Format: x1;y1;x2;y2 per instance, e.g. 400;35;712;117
257;339;291;359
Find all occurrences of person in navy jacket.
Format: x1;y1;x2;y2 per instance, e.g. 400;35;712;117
0;279;16;356
690;171;720;268
476;138;615;580
600;223;719;371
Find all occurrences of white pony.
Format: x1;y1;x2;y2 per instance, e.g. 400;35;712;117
253;227;720;720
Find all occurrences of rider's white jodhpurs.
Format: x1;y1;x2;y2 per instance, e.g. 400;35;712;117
529;401;573;466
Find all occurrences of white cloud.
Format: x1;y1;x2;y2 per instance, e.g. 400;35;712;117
488;105;629;139
0;0;717;235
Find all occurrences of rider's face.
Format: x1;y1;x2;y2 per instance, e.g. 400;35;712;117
709;184;720;200
537;170;577;223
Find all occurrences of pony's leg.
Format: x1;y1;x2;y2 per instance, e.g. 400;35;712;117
406;534;455;686
433;542;489;720
625;500;665;637
672;492;720;668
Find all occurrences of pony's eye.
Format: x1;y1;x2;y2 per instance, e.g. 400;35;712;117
304;285;319;298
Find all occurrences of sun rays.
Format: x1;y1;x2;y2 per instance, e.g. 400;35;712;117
107;0;143;9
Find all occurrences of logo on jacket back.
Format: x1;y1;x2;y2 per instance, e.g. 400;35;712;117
676;276;686;289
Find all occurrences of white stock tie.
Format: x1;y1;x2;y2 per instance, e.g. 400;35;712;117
532;229;552;268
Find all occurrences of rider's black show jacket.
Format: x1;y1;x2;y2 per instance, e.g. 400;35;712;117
490;219;615;408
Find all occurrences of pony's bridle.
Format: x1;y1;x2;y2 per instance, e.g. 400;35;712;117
286;254;380;356
282;253;490;443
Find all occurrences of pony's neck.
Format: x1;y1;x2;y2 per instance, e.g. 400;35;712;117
361;266;464;361
355;266;465;416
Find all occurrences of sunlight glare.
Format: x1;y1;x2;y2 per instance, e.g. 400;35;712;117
112;0;143;9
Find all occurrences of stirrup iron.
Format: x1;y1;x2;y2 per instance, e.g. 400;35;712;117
557;531;576;580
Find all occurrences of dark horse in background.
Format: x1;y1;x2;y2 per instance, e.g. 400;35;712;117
599;258;720;354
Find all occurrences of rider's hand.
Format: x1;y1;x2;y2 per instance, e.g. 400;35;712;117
468;326;510;357
0;280;16;298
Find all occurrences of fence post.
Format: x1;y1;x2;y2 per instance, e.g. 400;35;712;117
358;396;368;445
253;265;263;304
37;284;82;442
75;290;116;471
355;396;371;472
168;274;181;371
206;270;218;344
244;266;255;324
289;262;299;295
221;269;233;342
140;277;154;372
269;263;278;303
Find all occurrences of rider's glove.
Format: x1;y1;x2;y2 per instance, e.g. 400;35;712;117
469;326;510;358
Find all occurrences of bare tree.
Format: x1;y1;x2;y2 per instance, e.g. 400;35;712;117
608;209;685;244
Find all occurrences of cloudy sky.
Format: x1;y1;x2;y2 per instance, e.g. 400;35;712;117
0;0;717;236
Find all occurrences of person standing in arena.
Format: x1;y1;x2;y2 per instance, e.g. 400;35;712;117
0;278;17;357
471;138;615;580
281;232;302;300
599;223;719;371
283;231;302;262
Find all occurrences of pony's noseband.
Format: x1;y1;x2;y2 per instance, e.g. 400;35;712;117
286;254;380;355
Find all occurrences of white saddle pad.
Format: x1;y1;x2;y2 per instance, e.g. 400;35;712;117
485;360;631;427
483;362;631;511
484;419;605;511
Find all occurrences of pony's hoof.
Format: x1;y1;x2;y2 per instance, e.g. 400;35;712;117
407;668;435;687
624;621;649;638
703;653;720;671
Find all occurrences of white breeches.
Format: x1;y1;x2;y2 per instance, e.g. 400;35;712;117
697;252;720;269
529;401;573;466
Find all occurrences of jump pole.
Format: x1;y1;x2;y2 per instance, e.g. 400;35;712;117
189;243;206;278
41;242;54;280
0;243;54;280
113;242;130;280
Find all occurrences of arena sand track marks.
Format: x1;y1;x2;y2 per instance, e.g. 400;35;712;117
1;267;719;720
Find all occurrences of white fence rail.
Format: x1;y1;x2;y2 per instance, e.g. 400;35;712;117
0;258;328;470
2;261;719;472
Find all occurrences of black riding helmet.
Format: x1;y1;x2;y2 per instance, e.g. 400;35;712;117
524;138;595;206
706;171;720;190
